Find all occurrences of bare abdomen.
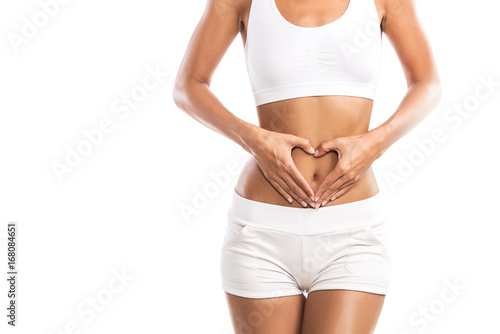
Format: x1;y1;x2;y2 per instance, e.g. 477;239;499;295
235;96;380;208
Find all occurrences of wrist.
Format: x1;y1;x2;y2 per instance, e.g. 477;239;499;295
235;120;264;155
368;125;391;159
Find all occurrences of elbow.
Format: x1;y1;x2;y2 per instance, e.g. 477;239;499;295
430;75;442;107
173;76;205;111
428;66;442;106
172;77;187;110
423;78;442;113
172;87;183;111
409;74;442;107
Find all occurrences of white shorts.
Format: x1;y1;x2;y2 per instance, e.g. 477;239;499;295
220;188;392;299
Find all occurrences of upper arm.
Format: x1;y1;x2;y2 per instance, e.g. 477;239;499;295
381;0;440;87
173;0;245;89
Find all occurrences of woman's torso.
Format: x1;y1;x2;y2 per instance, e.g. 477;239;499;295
235;0;384;208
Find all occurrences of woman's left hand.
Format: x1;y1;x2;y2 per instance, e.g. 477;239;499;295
313;130;385;207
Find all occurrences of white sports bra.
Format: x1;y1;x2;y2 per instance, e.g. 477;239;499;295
244;0;382;107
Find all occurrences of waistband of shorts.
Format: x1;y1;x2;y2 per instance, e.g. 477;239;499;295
228;188;387;235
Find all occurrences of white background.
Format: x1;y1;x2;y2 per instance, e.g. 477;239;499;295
1;0;499;333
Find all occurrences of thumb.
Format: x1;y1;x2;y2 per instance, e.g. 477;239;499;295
289;135;315;155
314;139;341;158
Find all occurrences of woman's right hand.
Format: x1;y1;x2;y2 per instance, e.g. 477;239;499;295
241;124;316;208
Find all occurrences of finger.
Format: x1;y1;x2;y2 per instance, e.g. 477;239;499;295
287;163;315;202
268;178;293;204
330;182;357;202
262;169;295;204
271;173;305;206
270;172;309;207
314;139;341;158
288;135;315;155
314;166;345;201
316;174;351;206
281;172;315;207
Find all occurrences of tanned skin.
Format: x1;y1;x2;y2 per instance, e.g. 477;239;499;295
173;0;441;332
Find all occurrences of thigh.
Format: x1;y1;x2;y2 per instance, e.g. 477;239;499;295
301;290;385;334
225;292;306;334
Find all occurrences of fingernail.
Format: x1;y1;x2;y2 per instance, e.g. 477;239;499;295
308;147;315;154
301;200;307;208
321;200;327;206
331;196;336;201
314;196;319;201
314;203;320;209
287;197;293;204
309;202;315;208
310;195;315;201
314;150;319;156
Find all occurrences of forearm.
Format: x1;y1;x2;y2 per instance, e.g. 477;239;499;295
372;79;442;157
173;79;259;154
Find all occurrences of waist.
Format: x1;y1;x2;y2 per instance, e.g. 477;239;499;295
235;155;379;208
236;95;378;207
228;187;387;235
